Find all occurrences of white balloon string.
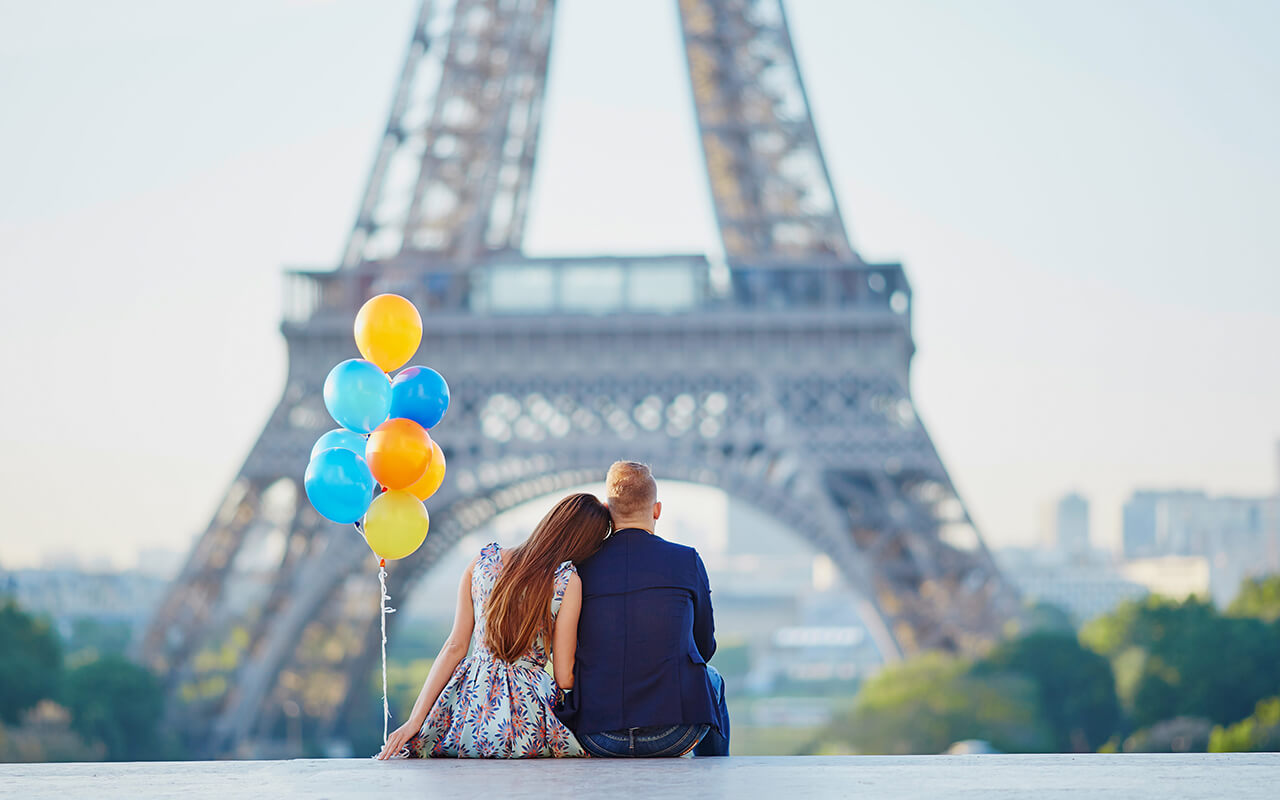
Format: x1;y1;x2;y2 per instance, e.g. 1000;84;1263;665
377;557;396;746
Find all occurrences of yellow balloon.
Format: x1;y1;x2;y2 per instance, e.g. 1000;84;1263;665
363;490;429;560
406;440;446;501
355;294;422;373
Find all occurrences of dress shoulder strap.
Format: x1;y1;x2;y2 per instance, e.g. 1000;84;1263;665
552;560;576;603
473;542;502;585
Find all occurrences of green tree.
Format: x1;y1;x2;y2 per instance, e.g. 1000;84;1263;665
1228;575;1280;623
1081;595;1280;727
1020;602;1076;634
816;652;1053;754
63;617;133;664
0;601;63;724
1210;697;1280;753
974;631;1120;751
62;657;164;760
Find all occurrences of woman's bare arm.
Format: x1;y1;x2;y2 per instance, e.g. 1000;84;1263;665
551;572;582;690
376;557;477;759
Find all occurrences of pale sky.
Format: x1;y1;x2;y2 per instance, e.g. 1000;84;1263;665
1;0;1277;569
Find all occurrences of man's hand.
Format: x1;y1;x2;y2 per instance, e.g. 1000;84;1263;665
376;720;420;760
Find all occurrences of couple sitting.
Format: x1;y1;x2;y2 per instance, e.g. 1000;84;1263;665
377;461;730;759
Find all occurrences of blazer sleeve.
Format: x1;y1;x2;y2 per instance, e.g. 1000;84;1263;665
691;550;717;663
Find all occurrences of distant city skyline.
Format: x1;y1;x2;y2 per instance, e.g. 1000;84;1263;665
1054;492;1091;557
1;0;1278;569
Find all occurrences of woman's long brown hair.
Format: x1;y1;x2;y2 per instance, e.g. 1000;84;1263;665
484;492;610;662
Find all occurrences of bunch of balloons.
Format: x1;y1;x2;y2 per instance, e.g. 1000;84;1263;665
303;293;450;563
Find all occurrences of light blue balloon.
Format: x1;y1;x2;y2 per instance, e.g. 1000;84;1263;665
323;358;391;434
310;428;369;462
305;447;375;524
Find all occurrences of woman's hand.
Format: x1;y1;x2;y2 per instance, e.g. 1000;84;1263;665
376;720;421;760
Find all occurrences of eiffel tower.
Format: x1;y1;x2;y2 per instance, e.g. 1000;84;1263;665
141;0;1019;757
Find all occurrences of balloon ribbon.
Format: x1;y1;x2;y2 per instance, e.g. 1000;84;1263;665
377;556;395;746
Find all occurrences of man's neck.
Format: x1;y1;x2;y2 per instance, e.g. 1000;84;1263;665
612;521;656;535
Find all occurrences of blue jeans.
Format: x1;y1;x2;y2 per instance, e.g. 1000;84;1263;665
578;666;730;757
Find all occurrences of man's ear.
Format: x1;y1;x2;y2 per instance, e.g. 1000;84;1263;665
653;501;662;521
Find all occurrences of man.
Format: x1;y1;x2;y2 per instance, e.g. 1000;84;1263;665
564;461;730;757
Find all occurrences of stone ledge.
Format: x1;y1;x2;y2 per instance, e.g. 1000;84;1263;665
3;754;1279;799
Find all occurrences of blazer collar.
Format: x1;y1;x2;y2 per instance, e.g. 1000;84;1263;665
613;527;653;536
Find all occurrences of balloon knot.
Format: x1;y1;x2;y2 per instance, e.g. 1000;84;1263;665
380;558;386;568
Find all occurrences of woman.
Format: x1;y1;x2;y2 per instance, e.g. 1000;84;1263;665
377;492;610;758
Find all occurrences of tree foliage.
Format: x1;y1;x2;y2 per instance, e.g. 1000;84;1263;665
63;617;133;664
974;631;1120;751
1019;602;1076;635
1228;575;1280;623
1210;697;1280;753
0;601;63;724
817;653;1053;754
62;657;164;761
1080;595;1280;727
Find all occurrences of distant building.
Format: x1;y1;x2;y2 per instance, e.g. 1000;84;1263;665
1054;492;1091;560
1122;490;1207;558
1121;489;1277;605
1119;556;1210;599
0;568;169;631
996;547;1147;625
998;542;1222;627
738;592;883;695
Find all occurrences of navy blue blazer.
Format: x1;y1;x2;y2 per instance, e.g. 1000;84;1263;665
566;528;725;736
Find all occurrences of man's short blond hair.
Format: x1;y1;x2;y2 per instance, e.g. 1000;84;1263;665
605;461;657;519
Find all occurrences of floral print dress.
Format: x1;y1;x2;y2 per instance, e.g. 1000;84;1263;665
406;542;584;758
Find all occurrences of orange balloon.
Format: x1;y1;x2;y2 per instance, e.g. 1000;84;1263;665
355;294;422;373
366;418;432;490
406;440;446;501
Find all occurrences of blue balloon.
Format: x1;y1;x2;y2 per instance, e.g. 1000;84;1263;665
310;428;369;462
390;366;450;429
305;447;376;524
324;358;391;434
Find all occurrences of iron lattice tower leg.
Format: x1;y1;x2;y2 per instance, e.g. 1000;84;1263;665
678;0;855;263
342;0;555;267
140;0;1020;757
